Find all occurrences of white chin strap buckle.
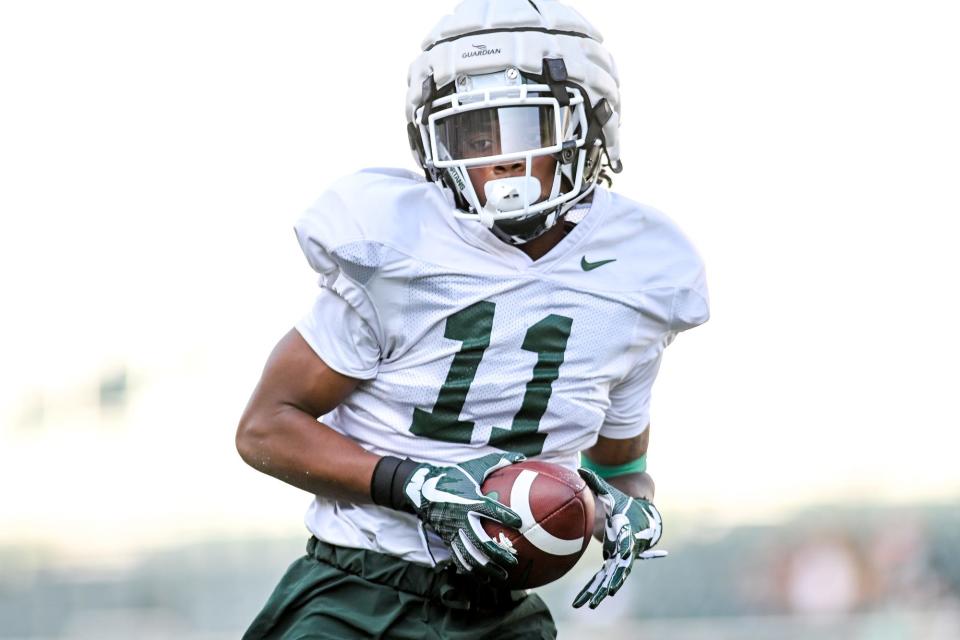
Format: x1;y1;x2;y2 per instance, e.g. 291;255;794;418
484;177;541;213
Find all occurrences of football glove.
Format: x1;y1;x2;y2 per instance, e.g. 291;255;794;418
403;452;525;581
573;468;667;609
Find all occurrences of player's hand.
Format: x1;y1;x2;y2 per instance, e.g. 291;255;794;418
403;452;525;581
573;468;667;609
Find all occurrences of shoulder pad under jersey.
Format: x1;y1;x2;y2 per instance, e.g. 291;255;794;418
294;168;448;279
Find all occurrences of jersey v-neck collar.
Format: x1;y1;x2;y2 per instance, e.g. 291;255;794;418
447;187;610;272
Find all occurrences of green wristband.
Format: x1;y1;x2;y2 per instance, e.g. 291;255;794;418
580;453;647;478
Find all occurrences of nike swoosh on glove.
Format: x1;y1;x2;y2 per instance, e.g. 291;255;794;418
404;452;526;581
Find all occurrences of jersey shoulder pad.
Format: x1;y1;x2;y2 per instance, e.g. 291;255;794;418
293;168;445;276
593;191;710;330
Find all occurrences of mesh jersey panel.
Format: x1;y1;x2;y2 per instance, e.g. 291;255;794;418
292;168;709;565
331;242;387;286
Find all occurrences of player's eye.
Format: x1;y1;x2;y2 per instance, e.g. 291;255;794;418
466;137;494;155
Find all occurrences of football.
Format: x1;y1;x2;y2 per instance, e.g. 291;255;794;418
481;460;595;589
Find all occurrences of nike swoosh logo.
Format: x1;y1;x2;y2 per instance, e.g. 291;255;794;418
421;475;484;506
581;256;617;271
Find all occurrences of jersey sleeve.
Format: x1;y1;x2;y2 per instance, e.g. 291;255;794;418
292;170;417;378
594;197;710;440
599;338;668;440
600;268;708;440
296;288;381;379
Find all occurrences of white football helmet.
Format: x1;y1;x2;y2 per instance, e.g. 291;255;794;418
407;0;621;244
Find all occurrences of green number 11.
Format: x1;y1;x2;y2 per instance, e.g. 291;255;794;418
409;301;572;456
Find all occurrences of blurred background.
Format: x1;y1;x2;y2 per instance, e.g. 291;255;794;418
2;1;959;638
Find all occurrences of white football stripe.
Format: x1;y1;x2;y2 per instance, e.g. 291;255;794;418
511;469;584;556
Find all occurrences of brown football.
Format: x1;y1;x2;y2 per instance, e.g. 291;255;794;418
481;460;595;589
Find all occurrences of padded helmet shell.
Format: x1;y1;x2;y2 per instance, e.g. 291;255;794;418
407;0;621;165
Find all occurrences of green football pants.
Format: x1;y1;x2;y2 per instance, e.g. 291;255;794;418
242;537;557;640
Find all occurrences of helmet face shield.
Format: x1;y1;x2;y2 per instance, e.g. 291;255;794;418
414;74;596;242
433;105;563;163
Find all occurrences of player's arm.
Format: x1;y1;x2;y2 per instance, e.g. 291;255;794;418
582;429;654;503
235;328;379;502
573;427;665;609
236;327;524;579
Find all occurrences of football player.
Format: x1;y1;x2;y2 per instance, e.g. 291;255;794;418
236;0;709;637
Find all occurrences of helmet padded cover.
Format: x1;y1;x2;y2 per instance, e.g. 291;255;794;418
421;0;602;47
407;0;621;163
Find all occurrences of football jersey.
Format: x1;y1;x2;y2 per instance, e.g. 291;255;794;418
293;168;709;565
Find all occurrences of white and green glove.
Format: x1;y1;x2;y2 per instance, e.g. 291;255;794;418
371;452;525;581
573;468;667;609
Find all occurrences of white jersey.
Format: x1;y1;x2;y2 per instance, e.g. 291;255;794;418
293;168;709;565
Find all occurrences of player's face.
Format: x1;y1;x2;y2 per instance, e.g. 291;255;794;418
467;156;558;206
437;104;560;206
